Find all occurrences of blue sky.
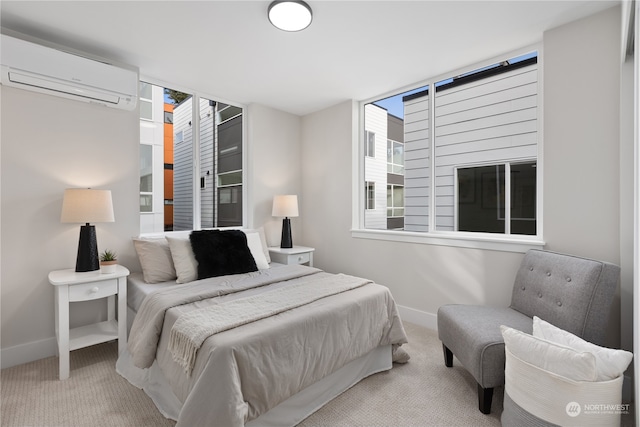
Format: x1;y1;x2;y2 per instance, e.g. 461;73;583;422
373;85;428;119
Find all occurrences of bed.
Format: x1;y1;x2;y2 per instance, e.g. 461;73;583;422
116;229;409;427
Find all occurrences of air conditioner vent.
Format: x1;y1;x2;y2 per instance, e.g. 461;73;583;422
1;34;138;110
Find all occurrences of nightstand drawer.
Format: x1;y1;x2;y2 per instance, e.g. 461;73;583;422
268;246;314;267
292;252;311;264
68;279;117;302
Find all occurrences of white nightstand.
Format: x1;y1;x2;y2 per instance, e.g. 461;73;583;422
48;265;129;380
268;246;315;267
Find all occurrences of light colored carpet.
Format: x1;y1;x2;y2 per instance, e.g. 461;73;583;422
1;322;503;426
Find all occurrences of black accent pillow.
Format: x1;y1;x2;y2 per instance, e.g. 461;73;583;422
189;230;258;279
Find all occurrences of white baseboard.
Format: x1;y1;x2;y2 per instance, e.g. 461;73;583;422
397;305;437;331
1;337;57;369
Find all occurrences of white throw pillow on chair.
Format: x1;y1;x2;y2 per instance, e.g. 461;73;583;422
532;316;633;381
500;325;597;381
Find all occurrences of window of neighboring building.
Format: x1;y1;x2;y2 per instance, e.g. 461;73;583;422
359;50;541;248
387;184;404;217
219;104;243;123
139;144;153;212
139;82;153;121
365;131;376;158
139;81;244;233
365;181;376;210
387;139;404;175
456;161;536;235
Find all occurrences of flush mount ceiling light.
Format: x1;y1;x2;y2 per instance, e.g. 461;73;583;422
268;1;313;32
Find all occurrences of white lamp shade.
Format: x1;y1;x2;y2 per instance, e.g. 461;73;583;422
268;1;312;32
61;188;115;223
272;195;299;217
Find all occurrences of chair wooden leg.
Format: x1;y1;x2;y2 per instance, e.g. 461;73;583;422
442;344;453;367
477;384;493;414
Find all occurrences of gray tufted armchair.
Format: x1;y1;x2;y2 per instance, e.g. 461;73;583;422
437;249;620;414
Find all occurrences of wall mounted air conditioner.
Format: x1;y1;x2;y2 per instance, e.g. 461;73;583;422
1;34;138;110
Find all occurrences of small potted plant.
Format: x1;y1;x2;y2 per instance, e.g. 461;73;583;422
99;249;118;274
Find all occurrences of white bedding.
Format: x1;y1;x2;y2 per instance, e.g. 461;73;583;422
120;265;408;427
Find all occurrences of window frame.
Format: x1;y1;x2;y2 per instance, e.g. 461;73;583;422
352;45;545;253
138;75;248;235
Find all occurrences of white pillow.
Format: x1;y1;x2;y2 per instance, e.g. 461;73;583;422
166;235;198;284
243;227;271;263
245;231;269;270
532;316;633;381
500;325;597;382
132;237;177;283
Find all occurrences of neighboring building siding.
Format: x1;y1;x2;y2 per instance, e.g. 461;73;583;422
434;64;538;230
364;104;388;229
199;100;216;228
387;114;404;143
173;99;193;231
173;99;244;229
401;62;538;232
403;91;430;232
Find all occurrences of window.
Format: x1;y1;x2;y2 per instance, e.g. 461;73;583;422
140;144;153;212
365;181;376;210
139;81;244;233
139;82;153;121
359;51;540;246
365;131;376;157
456;162;536;235
218;170;242;187
387;184;404;217
387;140;404;175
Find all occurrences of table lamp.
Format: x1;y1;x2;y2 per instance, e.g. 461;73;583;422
272;195;298;248
61;188;114;272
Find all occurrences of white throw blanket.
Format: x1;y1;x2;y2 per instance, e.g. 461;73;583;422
169;273;371;375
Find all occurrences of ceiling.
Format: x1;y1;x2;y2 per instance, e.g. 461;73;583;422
1;0;618;116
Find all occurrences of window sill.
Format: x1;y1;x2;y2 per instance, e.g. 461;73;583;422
350;229;545;253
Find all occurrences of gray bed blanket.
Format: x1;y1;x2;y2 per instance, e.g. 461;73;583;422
127;265;408;427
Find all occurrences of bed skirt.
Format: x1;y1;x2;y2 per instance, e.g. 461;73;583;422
116;344;392;426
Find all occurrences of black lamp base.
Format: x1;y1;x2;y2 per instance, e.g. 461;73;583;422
76;224;99;272
280;217;293;248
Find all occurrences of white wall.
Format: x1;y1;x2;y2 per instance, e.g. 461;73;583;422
543;6;623;348
301;7;629;343
246;103;302;246
0;97;303;368
1;86;140;367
